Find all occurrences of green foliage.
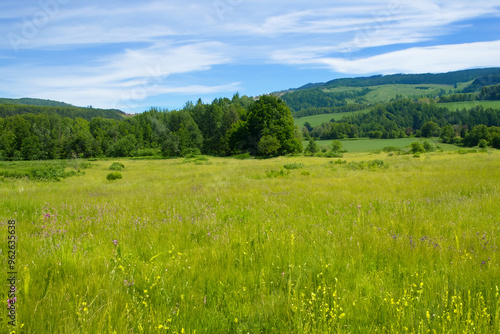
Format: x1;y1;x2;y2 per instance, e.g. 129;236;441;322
0;163;82;181
464;125;491;147
478;139;489;148
182;154;211;165
479;84;500;100
265;169;290;178
410;141;425;154
234;152;253;160
258;135;281;157
330;159;347;165
130;148;160;157
109;162;125;171
331;140;343;153
304;137;318;155
78;162;93;169
0;100;124;120
106;172;122;181
283;162;304;170
346;159;389;170
382;146;402;153
242;95;301;156
420;121;440;137
423;140;434;152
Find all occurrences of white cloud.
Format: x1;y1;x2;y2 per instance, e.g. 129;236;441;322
0;0;499;109
0;41;235;109
275;40;500;75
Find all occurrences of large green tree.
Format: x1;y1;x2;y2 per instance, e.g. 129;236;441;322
237;95;302;156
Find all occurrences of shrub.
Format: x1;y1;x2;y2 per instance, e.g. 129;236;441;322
283;162;304;170
347;160;388;170
423;141;434;152
478;139;489;148
410;141;425;154
79;162;93;169
383;146;401;153
106;172;122;181
235;153;253;160
300;170;310;176
266;169;290;178
330;159;346;165
183;155;211;165
324;151;343;158
110;162;125;171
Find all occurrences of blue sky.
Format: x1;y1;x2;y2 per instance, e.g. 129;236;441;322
0;0;499;113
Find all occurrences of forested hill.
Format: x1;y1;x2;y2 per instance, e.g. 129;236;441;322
281;68;500;117
0;98;75;107
0;99;125;121
297;68;500;90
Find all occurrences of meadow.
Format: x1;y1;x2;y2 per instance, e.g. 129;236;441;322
294;110;370;128
1;150;499;333
311;138;461;153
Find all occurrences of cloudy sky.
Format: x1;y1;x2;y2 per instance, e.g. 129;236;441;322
1;0;499;113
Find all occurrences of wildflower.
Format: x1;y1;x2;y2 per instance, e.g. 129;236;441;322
113;239;118;246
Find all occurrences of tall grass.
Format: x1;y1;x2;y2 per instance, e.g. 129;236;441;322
0;152;499;333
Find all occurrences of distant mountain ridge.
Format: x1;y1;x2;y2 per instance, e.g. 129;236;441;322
0;97;76;107
295;68;500;90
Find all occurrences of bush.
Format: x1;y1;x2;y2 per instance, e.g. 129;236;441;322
283;162;304;170
324;151;343;158
410;141;425;154
106;172;122;181
347;160;388;170
183;155;211;165
382;146;401;153
79;162;93;169
478;139;489;148
330;159;346;165
266;169;290;178
110;162;125;171
235;153;253;160
423;141;434;152
0;164;83;181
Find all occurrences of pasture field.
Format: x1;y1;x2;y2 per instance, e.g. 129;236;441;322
1;151;500;333
294;109;370;128
312;138;461;153
362;84;454;104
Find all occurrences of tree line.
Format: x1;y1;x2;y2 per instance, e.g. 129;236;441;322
0;94;303;161
438;84;500;102
304;99;500;148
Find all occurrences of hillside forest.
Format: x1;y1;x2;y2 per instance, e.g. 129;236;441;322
1;68;500;161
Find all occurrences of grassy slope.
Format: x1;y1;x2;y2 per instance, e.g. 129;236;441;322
1;152;499;333
294;109;370;128
362;84;453;103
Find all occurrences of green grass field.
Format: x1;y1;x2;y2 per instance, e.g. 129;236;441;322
294;109;370;128
311;138;461;153
362;84;454;104
1;151;500;333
